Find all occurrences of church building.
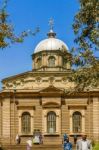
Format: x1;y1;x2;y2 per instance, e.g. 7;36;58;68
0;27;99;146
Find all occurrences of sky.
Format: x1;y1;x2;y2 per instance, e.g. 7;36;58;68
0;0;80;89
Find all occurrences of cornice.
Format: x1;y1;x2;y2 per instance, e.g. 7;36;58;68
0;89;99;99
2;71;32;83
63;91;99;98
32;50;71;58
1;70;73;84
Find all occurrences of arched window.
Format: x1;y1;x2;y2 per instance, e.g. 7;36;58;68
21;112;31;134
63;59;67;67
48;56;55;67
36;57;42;68
72;111;82;133
47;111;56;133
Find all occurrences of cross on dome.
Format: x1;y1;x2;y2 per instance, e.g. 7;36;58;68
48;18;56;38
49;18;54;30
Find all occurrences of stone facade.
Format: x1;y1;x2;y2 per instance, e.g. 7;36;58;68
0;30;99;146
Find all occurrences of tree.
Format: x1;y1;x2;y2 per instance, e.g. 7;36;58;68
69;0;99;91
0;0;39;49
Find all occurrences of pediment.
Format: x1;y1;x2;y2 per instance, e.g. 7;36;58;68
41;97;61;107
39;85;63;93
43;102;60;108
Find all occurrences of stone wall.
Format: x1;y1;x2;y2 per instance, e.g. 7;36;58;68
93;97;99;141
2;98;10;144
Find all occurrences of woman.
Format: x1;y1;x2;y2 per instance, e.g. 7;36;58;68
15;134;21;144
26;138;32;150
63;137;72;150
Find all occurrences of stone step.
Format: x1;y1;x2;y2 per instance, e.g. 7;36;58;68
3;144;63;150
3;144;76;150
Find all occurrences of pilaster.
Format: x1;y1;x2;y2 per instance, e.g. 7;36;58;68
93;97;99;141
2;98;10;144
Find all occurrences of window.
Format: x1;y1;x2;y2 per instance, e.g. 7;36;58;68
48;56;55;67
21;112;31;134
36;57;42;68
47;111;56;133
63;59;67;67
72;111;82;133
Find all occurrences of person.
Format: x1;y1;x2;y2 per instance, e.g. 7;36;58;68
15;134;21;144
63;137;72;150
74;134;77;144
26;138;32;150
39;133;43;144
62;133;68;144
63;133;68;141
76;134;92;150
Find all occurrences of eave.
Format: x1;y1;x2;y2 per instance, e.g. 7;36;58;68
0;90;99;99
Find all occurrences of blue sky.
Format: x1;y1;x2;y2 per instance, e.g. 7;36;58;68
0;0;80;89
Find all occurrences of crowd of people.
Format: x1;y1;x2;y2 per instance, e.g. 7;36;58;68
15;133;92;150
15;132;43;150
62;133;92;150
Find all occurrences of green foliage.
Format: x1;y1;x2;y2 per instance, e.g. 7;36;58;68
92;143;99;150
73;0;99;52
71;0;99;91
0;0;39;49
92;140;95;147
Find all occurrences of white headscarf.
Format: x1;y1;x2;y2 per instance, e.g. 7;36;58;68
27;139;32;147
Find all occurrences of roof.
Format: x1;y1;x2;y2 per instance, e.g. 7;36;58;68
34;30;69;53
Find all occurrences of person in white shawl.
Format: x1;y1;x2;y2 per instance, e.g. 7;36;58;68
15;134;21;144
26;138;32;150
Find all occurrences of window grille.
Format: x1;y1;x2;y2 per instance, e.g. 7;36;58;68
72;111;82;133
48;56;55;67
47;111;56;133
21;112;31;134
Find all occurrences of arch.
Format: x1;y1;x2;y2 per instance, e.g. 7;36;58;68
21;112;31;134
48;56;55;67
72;111;82;133
47;111;56;133
36;57;42;68
63;58;67;66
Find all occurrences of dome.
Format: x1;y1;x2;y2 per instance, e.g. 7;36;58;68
34;30;69;53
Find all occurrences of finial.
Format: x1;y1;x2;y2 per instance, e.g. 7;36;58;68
49;18;54;30
47;18;56;38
